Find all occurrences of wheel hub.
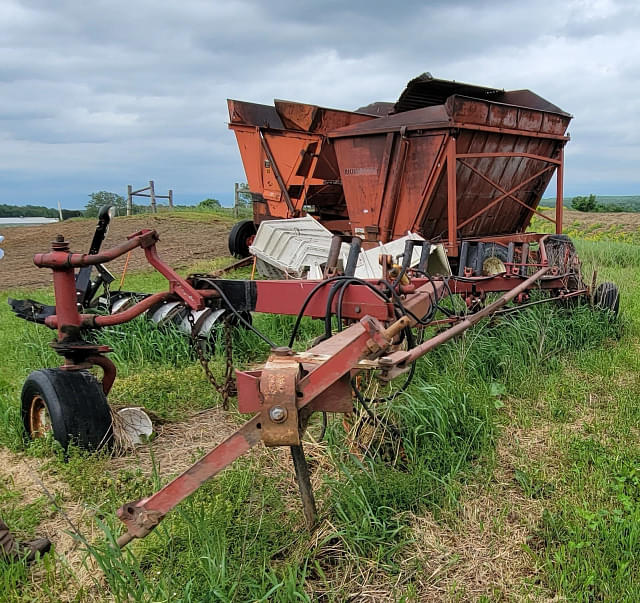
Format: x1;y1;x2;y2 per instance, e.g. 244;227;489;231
29;395;52;438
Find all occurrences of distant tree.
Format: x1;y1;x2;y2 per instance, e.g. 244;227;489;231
571;194;599;212
86;191;126;217
198;198;222;210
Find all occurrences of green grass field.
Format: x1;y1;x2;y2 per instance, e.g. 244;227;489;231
0;218;638;601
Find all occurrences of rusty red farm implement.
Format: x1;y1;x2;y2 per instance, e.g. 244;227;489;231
228;74;569;259
11;75;620;548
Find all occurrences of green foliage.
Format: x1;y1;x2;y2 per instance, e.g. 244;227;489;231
76;458;309;602
540;195;640;212
198;198;222;210
0;203;82;219
534;442;640;599
571;194;599;212
85;191;126;217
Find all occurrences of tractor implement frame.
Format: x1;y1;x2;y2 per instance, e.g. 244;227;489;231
25;226;587;547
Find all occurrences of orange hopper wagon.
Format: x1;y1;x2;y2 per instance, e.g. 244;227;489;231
227;73;570;270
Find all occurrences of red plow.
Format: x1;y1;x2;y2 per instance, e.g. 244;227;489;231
13;74;620;548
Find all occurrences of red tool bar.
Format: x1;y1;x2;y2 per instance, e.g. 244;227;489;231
44;291;173;330
291;321;374;410
144;244;205;311
34;230;157;269
401;266;550;365
253;280;394;321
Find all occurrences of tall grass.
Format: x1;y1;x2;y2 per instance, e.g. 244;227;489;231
0;235;636;600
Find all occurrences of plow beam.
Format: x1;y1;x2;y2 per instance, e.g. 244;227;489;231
116;416;262;547
381;266;551;377
116;316;402;547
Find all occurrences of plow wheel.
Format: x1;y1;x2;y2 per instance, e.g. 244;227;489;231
593;282;620;315
21;369;113;451
228;219;256;258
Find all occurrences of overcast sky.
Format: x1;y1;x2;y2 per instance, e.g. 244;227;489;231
1;0;639;209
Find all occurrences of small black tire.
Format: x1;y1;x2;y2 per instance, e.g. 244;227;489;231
593;282;620;315
21;369;113;451
228;220;257;258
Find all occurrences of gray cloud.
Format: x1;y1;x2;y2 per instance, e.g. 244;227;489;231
0;0;638;208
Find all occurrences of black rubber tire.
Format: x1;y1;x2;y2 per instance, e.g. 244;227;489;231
228;220;257;258
593;282;620;315
21;369;113;451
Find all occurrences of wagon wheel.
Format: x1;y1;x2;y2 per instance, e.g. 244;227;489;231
593;282;620;315
228;220;257;258
22;369;113;451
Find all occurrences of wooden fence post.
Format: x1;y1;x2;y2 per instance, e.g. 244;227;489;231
149;180;156;214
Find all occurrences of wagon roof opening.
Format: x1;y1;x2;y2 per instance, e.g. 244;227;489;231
392;72;570;117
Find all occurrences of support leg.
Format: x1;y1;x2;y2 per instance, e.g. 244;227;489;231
290;443;317;529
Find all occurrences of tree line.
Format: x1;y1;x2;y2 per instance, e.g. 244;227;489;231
0;191;241;220
571;194;639;213
0;204;83;220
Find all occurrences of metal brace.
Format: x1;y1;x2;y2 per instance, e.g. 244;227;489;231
259;347;301;447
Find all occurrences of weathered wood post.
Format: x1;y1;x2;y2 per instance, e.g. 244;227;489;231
127;185;133;216
149;181;157;214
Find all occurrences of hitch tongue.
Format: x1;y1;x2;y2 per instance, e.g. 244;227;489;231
116;500;164;547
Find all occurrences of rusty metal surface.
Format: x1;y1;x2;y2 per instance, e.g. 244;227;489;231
229;75;571;243
393;73;503;113
290;443;318;529
117;415;263;543
259;350;301;446
228;99;375;228
227;99;284;129
229;75;572;244
274;100;374;133
331;93;570;243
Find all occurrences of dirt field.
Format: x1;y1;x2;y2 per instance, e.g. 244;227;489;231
562;209;640;231
0;214;232;290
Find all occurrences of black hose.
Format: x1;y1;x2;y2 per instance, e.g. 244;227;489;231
287;275;391;347
198;278;278;348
